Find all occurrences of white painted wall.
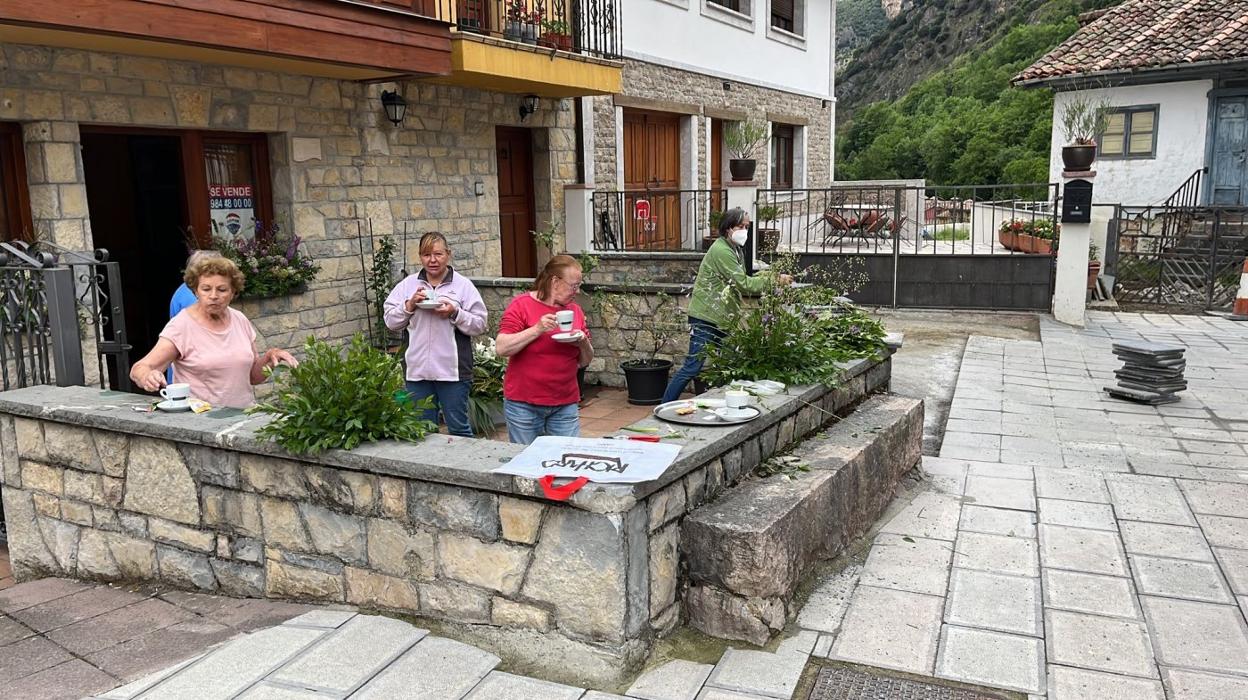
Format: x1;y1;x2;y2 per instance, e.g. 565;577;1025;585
1048;80;1212;206
624;0;835;99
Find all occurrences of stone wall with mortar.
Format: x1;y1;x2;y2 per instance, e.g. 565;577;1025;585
591;58;831;192
0;42;578;357
0;354;892;684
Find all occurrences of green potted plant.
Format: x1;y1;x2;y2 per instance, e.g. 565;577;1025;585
756;204;783;253
1059;92;1111;171
468;337;507;437
1087;243;1101;291
250;334;436;454
724;119;767;181
593;283;686;405
540;17;572;51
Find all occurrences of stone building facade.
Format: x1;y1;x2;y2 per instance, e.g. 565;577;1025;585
591;57;833;193
0;41;579;359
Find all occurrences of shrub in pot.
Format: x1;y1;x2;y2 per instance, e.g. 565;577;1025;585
1059;91;1111;171
468;337;506;437
724;119;767;181
540;18;573;51
591;283;686;405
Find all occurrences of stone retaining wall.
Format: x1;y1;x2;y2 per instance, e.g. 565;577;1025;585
0;352;891;684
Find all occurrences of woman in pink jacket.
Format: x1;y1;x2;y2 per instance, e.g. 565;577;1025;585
383;232;488;436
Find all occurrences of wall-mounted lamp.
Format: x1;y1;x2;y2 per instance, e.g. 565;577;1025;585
722;81;732;91
519;94;540;122
380;90;407;126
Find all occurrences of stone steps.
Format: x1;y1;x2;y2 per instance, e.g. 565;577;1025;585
681;394;924;646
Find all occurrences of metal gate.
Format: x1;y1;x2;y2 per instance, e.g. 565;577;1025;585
1;240;132;392
755;183;1060;311
1108;206;1248;312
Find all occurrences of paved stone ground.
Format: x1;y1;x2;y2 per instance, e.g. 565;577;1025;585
0;577;311;699
810;312;1248;699
6;311;1247;700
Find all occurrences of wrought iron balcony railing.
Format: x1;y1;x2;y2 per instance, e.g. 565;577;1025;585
455;0;622;60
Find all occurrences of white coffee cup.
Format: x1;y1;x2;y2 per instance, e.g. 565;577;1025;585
555;309;574;332
725;389;750;409
161;383;191;403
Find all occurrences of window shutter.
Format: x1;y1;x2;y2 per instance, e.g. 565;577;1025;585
772;0;794;22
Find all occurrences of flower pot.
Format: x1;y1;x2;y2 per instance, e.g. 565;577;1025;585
998;230;1018;251
621;359;673;406
504;21;524;42
521;24;539;44
541;32;572;51
1087;260;1101;291
759;228;780;253
1061;144;1097;172
729;159;757;182
702;235;716;251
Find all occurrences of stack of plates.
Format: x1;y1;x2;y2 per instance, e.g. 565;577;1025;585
1104;340;1186;405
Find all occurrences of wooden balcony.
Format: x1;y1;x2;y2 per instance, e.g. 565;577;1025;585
0;0;453;81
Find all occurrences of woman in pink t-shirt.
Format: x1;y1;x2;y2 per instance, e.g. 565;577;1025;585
495;255;593;444
129;257;298;408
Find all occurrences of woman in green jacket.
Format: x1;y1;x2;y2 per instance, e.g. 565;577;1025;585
661;207;791;402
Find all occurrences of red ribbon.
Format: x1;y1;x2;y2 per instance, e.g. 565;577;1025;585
538;475;590;501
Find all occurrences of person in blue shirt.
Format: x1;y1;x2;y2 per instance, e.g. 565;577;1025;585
167;250;221;383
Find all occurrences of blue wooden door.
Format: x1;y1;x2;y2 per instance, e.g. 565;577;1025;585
1211;96;1248;205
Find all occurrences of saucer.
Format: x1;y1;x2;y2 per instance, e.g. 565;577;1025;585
415;300;442;310
156;399;193;412
714;407;754;421
552;331;583;343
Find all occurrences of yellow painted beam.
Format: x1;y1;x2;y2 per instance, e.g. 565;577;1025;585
426;37;621;98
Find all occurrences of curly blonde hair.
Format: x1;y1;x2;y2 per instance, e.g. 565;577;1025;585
185;256;246;295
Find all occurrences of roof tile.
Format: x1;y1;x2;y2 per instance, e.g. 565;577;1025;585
1014;0;1248;84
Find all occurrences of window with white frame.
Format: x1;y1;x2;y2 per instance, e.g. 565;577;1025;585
771;0;803;35
708;0;749;13
702;0;754;30
1099;106;1158;159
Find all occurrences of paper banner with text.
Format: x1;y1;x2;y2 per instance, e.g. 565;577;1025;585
492;436;682;484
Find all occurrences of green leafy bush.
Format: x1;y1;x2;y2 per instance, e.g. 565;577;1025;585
250;334;435;454
701;255;886;387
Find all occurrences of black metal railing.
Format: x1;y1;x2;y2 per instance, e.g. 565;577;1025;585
1163;168;1205;210
453;0;622;59
754;183;1061;256
1110;205;1248;311
0;240;131;392
592;189;727;252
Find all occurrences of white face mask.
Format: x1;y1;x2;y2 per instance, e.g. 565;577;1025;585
730;228;749;247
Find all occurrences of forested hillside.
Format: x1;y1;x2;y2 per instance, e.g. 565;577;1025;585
835;0;1121;185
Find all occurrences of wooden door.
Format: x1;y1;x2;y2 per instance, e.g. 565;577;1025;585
0;123;33;241
497;126;536;277
1211;96;1248;206
623;109;681;249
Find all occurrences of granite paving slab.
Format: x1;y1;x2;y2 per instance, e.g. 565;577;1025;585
626;660;714;700
934;625;1045;694
704;648;808;699
1046;665;1164;700
829;586;943;675
462;671;583;700
943;568;1041;636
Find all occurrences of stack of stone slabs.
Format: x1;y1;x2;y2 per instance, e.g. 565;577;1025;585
1104;340;1186;405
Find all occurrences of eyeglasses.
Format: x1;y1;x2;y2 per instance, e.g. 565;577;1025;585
558;277;583;291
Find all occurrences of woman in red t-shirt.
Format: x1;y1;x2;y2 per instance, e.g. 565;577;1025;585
495;255;594;444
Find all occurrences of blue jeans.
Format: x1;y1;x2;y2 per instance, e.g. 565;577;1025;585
406;379;472;437
504;399;580;445
662;317;726;403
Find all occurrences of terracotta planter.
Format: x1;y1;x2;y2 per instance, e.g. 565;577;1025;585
540;33;573;51
1087;261;1102;290
998;230;1018;251
1015;233;1052;255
